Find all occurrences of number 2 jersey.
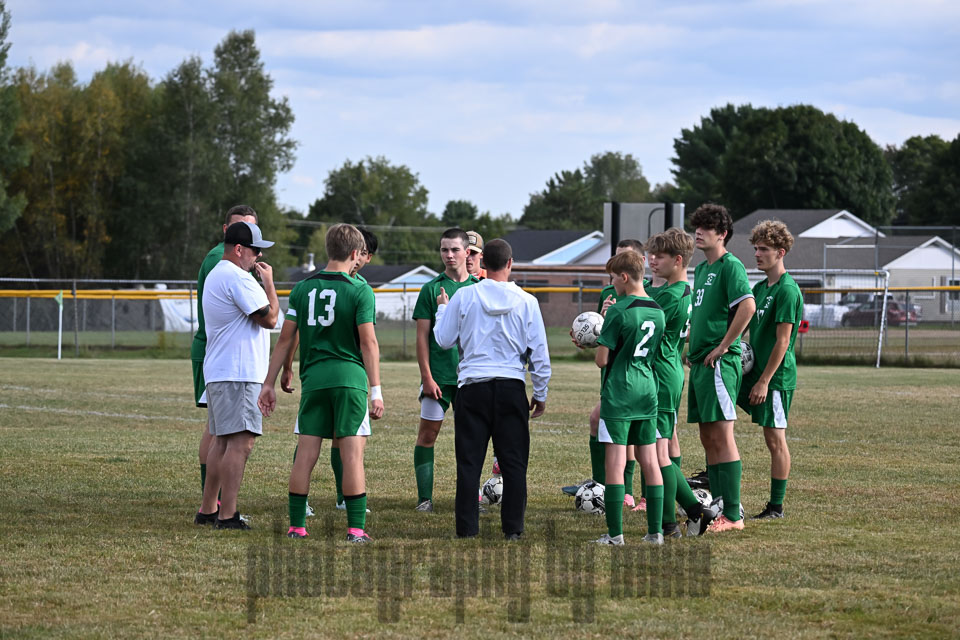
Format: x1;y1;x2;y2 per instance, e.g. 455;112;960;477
647;281;693;413
286;271;376;393
596;295;665;422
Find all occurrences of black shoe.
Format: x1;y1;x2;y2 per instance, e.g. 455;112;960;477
685;502;718;537
663;522;682;539
194;510;218;525
686;469;710;490
215;511;251;530
504;532;522;541
751;502;784;520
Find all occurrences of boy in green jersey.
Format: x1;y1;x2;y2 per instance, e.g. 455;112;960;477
259;223;385;543
412;228;480;512
645;229;718;536
738;220;803;519
191;205;258;520
562;239;646;509
687;204;756;533
594;251;666;545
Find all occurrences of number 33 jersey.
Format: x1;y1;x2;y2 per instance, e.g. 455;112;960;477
597;296;665;422
286;271;376;393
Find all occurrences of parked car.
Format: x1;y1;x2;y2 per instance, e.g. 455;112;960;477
841;301;918;327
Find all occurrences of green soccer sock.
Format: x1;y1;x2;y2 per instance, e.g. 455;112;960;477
670;455;682;469
414;445;435;502
640;470;646;499
589;436;605;485
673;463;700;512
344;493;367;530
718;460;742;521
331;448;344;504
623;460;636;497
289;492;308;528
707;464;721;499
770;477;788;506
645;484;664;535
661;465;677;524
604;484;625;537
200;463;206;493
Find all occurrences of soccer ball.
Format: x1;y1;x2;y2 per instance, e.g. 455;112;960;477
677;488;712;519
482;476;503;505
711;496;745;520
575;480;605;514
741;341;755;374
571;311;604;348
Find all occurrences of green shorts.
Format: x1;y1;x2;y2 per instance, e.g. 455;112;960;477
655;410;677;440
598;417;656;446
419;383;458;420
737;385;793;429
687;353;741;424
298;388;371;439
192;360;207;407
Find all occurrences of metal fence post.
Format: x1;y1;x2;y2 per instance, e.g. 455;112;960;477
25;297;30;346
577;279;583;315
402;283;407;360
73;281;79;357
12;297;15;331
904;290;910;362
188;282;194;332
111;296;116;349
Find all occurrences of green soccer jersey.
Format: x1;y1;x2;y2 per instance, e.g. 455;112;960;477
647;281;693;412
189;242;225;362
596;295;665;421
746;272;804;390
412;272;479;385
286;271;377;393
689;252;753;364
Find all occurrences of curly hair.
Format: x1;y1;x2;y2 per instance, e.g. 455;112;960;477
690;203;734;246
749;219;794;254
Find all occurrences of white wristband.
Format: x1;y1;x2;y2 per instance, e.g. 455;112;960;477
370;385;383;401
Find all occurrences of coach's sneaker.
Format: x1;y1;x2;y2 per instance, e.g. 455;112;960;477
623;494;636;508
594;533;625;546
215;511;251;530
641;532;664;545
752;502;784;520
706;514;745;533
346;529;372;544
685;502;719;537
562;479;592;496
415;499;434;513
687;469;710;490
631;497;647;512
336;500;370;513
662;522;682;539
287;526;308;539
194;510;218;526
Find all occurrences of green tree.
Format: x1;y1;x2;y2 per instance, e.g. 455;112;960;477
440;199;508;241
520;169;598;229
885;135;951;225
583;151;651;203
0;0;27;234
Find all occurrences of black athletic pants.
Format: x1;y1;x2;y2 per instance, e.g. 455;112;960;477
454;378;530;538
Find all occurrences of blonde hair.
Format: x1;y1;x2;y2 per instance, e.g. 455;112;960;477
605;250;646;281
749;220;794;253
325;223;365;261
646;228;695;267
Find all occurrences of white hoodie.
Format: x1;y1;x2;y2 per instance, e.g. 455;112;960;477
433;278;551;401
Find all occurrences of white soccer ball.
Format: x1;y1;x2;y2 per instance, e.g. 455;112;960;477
677;488;713;519
482;476;503;505
712;496;745;520
572;311;604;348
575;480;605;514
740;341;755;374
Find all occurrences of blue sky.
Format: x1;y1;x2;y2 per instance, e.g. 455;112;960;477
7;0;959;219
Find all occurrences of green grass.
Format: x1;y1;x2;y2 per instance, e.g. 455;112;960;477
1;360;959;638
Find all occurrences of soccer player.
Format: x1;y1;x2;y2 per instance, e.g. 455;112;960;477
412;228;479;512
562;238;645;508
593;250;665;545
199;221;279;529
191;205;258;519
687;204;756;533
259;223;384;543
645;229;717;537
738;220;803;519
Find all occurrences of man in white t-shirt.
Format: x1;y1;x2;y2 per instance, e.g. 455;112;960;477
197;221;280;530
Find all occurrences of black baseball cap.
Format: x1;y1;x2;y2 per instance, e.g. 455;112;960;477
224;221;274;249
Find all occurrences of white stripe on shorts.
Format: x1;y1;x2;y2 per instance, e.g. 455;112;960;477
714;364;737;421
597;418;613;443
772;390;787;429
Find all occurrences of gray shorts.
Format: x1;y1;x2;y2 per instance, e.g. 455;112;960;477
206;381;263;437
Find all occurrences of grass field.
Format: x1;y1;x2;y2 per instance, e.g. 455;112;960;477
2;359;959;638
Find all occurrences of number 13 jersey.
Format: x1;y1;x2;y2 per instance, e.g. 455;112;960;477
286;271;376;393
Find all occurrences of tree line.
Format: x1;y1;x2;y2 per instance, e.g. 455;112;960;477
0;2;956;280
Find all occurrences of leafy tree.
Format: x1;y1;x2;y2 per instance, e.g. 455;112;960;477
0;0;27;234
440;199;508;241
583;151;651;203
885;135;951;225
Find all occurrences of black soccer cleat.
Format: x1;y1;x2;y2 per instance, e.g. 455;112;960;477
686;469;710;490
663;522;682;539
751;502;785;520
215;511;251;530
194;510;218;526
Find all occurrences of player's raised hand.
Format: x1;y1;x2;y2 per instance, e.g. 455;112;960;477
258;385;277;417
600;295;616;316
370;399;384;420
530;398;546;418
280;367;295;393
436;286;449;306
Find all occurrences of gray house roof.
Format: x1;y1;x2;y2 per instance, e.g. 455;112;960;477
501;229;595;262
732;209;842;236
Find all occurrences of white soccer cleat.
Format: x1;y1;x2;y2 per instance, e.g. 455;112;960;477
593;533;625;546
